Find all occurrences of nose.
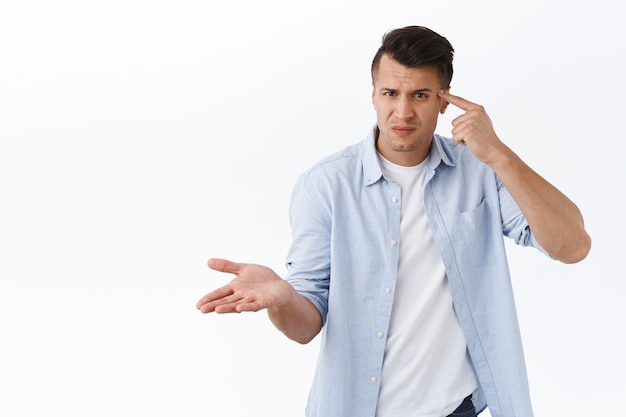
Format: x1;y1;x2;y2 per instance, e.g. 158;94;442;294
394;96;414;120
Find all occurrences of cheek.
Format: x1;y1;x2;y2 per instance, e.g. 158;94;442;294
374;102;388;121
374;104;392;120
422;105;442;121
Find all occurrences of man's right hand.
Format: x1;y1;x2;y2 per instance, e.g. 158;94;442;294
196;258;295;314
196;258;323;343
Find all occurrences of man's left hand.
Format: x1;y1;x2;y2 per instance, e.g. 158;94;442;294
439;90;507;166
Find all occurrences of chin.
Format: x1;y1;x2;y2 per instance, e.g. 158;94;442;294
391;139;421;152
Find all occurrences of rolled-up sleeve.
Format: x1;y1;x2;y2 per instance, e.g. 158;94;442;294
285;173;331;324
497;175;554;259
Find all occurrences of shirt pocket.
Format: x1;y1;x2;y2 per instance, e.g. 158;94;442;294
457;198;504;267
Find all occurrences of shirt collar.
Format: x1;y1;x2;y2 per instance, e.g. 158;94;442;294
429;133;456;169
362;126;383;186
362;127;456;186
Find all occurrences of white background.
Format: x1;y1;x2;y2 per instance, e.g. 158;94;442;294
1;1;624;416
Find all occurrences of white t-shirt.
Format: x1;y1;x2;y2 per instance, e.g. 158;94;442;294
376;154;478;417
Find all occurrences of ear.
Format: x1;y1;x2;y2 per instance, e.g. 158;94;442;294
440;101;449;114
439;86;451;114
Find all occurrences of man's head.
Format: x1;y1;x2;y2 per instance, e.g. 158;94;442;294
371;26;454;90
371;26;455;166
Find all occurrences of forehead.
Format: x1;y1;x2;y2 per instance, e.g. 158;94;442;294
373;54;440;88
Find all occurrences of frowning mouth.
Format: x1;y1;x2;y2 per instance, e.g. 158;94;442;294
391;126;416;136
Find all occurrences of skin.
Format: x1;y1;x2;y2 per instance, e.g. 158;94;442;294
196;258;322;344
372;54;448;166
196;54;591;343
439;90;591;263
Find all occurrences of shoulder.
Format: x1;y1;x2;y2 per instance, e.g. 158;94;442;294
290;138;371;208
298;140;366;183
305;141;363;173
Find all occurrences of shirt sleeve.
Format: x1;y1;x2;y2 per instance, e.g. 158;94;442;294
497;174;555;259
285;172;331;324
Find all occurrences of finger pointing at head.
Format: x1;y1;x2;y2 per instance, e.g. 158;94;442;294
438;90;477;111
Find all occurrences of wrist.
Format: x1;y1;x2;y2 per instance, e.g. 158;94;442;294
485;143;516;171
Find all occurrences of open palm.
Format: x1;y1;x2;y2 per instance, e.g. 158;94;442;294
196;258;294;314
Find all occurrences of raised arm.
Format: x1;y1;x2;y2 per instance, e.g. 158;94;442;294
439;90;591;263
196;258;323;344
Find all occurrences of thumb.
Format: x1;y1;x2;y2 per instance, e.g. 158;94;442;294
207;258;243;274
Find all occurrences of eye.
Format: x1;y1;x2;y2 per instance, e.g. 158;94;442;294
414;92;427;99
382;91;396;97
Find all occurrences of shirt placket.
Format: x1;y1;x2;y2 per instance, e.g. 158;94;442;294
364;178;402;415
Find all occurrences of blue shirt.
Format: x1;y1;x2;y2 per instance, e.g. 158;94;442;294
285;127;551;417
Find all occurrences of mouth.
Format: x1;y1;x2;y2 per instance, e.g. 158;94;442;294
391;126;416;136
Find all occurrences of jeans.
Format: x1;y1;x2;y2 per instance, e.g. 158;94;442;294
446;396;476;417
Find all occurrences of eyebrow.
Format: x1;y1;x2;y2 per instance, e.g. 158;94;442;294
380;87;435;94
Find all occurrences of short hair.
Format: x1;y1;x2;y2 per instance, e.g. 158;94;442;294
371;26;455;88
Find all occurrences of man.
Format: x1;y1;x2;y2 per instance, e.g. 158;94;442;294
196;26;591;417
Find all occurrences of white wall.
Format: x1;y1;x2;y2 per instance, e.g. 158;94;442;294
1;1;624;416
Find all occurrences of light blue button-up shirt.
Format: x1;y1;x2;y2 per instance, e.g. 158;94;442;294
286;127;551;417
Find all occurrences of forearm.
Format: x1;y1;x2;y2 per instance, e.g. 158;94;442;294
490;147;591;263
439;90;590;262
268;288;323;344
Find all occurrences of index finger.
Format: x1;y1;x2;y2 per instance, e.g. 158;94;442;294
196;283;234;310
439;90;478;111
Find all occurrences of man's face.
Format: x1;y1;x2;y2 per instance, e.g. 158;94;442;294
372;54;448;166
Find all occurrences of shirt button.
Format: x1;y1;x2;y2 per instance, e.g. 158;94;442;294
382;180;387;185
370;377;377;383
377;332;384;338
390;239;397;246
392;197;398;203
385;287;392;294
